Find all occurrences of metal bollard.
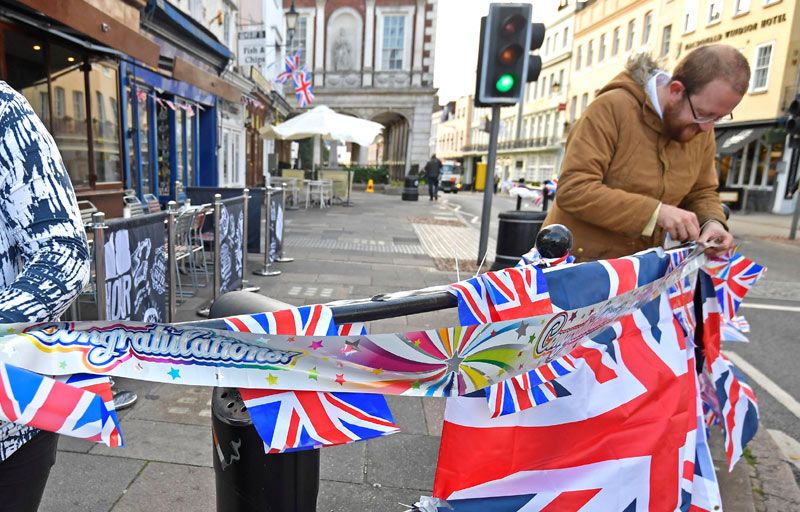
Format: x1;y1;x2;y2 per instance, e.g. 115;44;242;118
239;189;261;292
167;201;177;323
209;291;320;512
213;193;222;301
92;212;107;321
253;188;281;276
275;185;294;263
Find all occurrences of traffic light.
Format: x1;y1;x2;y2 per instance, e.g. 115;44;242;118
784;95;800;136
475;4;546;107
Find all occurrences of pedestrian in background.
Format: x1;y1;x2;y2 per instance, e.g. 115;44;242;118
544;45;744;261
0;82;91;511
424;153;442;201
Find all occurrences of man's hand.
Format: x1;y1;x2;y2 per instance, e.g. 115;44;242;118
698;220;734;257
656;204;700;242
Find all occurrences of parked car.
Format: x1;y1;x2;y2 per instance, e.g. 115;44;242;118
439;162;463;193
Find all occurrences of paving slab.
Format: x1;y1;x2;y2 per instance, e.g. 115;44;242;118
422;398;446;437
111;462;215;512
127;383;213;427
384;396;428;435
317;479;426;512
90;419;212;467
40;452;144;512
365;433;440;490
320;441;367;484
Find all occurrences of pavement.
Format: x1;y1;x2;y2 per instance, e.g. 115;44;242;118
38;191;800;511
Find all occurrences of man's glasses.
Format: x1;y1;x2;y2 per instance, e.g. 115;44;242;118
686;93;733;124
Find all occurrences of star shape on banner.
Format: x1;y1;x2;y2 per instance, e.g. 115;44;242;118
445;354;465;374
308;367;319;380
515;322;529;338
266;373;278;385
371;368;384;375
309;340;324;350
335;374;346;386
167;367;181;380
411;380;421;390
287;336;296;342
5;327;14;333
340;344;357;355
58;361;67;370
570;311;578;321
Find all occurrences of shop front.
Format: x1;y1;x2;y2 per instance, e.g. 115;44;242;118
123;64;214;204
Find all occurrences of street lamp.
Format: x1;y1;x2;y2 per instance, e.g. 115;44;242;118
285;1;299;45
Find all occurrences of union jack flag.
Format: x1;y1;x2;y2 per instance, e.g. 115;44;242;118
484;355;575;418
448;264;552;326
721;316;751;342
698;271;760;470
0;363;122;447
224;305;399;452
517;246;574;268
276;51;301;84
705;252;765;321
666;248;697;333
293;69;315;108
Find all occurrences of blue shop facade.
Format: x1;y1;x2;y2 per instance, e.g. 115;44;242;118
0;0;271;218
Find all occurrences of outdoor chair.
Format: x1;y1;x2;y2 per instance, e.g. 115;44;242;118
188;207;210;286
173;208;201;301
77;200;98;230
122;194;145;217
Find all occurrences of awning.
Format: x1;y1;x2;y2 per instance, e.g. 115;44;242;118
172;57;241;103
716;127;768;155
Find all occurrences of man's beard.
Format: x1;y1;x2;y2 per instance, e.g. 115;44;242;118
662;102;701;143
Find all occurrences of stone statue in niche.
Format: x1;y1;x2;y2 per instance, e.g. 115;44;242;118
333;28;353;71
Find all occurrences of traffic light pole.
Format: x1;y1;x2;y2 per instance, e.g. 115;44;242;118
478;105;502;265
789;141;800;240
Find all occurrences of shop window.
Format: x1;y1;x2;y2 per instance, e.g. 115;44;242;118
156;99;170;196
89;61;120;183
176;109;184;190
49;46;90;188
2;29;49;125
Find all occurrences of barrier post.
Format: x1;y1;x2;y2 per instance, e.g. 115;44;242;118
167;201;177;323
253;187;281;277
239;189;261;292
275;185;294;263
213;193;222;301
92;212;107;321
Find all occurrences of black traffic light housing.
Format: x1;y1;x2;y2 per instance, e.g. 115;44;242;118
475;4;545;107
784;95;800;137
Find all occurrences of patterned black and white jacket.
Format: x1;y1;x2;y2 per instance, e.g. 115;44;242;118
0;81;91;461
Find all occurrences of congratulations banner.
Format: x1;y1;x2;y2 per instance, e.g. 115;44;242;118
0;248;705;398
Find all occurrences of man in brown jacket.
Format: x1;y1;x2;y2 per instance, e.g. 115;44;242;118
544;45;748;261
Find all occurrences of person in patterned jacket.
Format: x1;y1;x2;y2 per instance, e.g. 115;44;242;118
0;82;91;510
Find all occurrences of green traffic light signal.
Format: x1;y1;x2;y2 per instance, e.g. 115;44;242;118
495;74;515;93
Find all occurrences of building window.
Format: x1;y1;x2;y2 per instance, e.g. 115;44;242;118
734;0;750;15
286;17;308;67
684;2;697;32
642;11;652;43
55;86;66;118
563;27;569;47
660;25;672;57
581;93;589;114
576;45;582;70
382;15;406;70
39;91;49;125
626;20;635;50
587;40;594;66
750;43;773;92
599;33;606;60
545;36;551;55
707;0;723;24
557;69;564;93
612;27;620;56
72;91;85;120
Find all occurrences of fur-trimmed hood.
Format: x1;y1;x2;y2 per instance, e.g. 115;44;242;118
597;53;662;104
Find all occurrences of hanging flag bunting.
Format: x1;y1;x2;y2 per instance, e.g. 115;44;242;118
293;69;315;108
277;51;301;84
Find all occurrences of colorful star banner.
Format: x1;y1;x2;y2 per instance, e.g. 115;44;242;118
0;247;706;401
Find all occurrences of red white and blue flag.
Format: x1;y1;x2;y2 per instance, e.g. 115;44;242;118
276;51;301;84
705;252;765;322
434;291;695;510
698;272;760;470
224;305;398;452
448;264;552;326
293;69;315;108
0;363;122;447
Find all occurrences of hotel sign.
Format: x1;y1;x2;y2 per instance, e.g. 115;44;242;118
684;13;787;50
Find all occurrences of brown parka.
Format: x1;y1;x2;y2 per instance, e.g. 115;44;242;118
543;56;727;262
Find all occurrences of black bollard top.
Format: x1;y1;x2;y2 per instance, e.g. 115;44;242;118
535;224;573;258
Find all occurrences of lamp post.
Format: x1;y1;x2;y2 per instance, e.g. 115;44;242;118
285;1;299;46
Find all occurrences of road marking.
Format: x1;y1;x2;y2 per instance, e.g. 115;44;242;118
767;429;800;470
741;302;800;313
722;350;800;420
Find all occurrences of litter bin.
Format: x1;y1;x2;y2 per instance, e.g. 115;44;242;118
402;176;419;201
210;291;320;512
491;210;548;270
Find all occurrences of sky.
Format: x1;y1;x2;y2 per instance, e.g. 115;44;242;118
433;0;560;105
